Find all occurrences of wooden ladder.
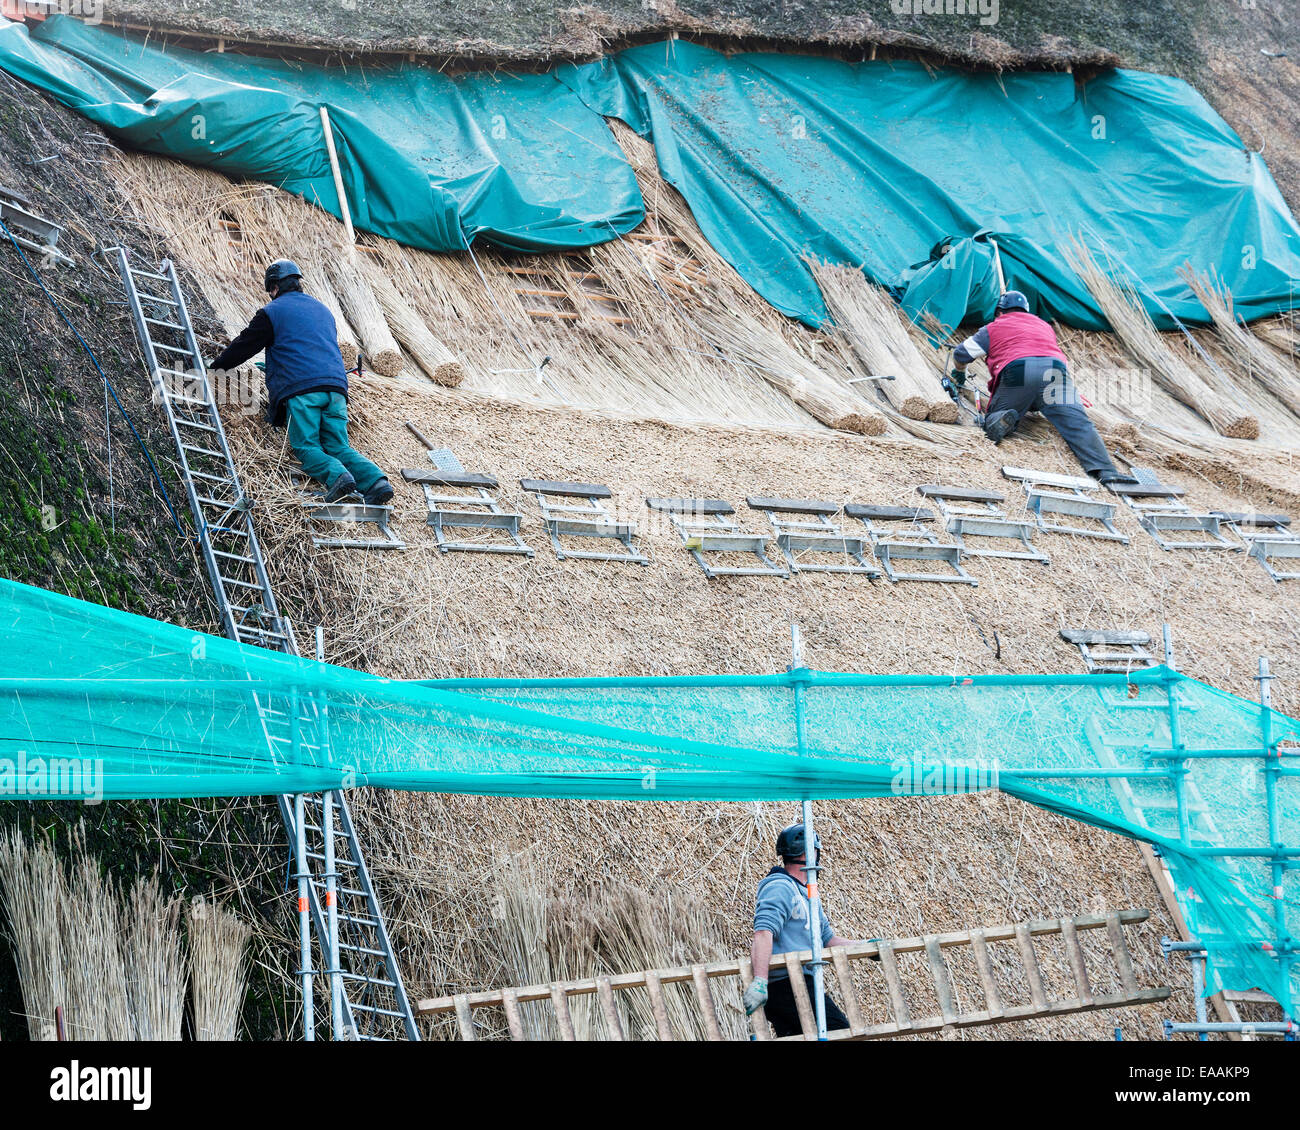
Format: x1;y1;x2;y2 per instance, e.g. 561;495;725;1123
415;908;1168;1041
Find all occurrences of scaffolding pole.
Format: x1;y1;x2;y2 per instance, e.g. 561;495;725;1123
789;625;827;1040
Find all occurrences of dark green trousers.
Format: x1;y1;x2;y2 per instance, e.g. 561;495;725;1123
284;391;384;494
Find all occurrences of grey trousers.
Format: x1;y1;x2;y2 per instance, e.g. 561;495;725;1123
985;357;1118;476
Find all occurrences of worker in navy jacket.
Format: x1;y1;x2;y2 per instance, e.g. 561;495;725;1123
209;259;393;506
951;290;1134;485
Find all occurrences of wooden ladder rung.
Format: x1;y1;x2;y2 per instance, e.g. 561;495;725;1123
1061;918;1095;1007
1106;911;1140;995
453;993;476;1041
514;287;570;298
740;957;770;1041
500;986;525;1040
691;963;725;1041
969;928;1004;1019
829;947;867;1032
550;983;577;1041
1015;923;1048;1011
925;935;959;1027
596;975;625;1041
876;942;912;1031
784;952;819;1040
644;970;675;1041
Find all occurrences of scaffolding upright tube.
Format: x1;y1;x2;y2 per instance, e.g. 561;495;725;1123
789;626;827;1040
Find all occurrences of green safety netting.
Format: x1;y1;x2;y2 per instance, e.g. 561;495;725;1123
0;578;1296;1011
3;19;1299;332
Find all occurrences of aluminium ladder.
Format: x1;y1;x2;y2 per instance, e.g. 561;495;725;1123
113;249;418;1041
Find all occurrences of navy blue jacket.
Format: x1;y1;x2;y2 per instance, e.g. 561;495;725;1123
211;288;348;426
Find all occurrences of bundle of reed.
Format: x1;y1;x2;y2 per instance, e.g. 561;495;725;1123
360;258;466;387
1253;317;1300;359
60;854;132;1040
811;261;954;422
693;308;888;435
0;830;66;1040
300;261;360;369
187;897;252;1041
123;875;189;1041
1180;265;1300;419
1064;239;1259;439
323;253;404;377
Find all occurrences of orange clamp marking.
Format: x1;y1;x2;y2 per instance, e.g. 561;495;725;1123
297;897;308;913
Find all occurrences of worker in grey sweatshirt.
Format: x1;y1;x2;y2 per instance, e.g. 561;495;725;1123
742;823;856;1037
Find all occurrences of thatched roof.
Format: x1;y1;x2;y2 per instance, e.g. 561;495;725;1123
92;0;1241;70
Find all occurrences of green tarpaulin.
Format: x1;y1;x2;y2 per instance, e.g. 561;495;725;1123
2;18;1298;333
0;15;643;251
0;578;1296;1010
560;41;1300;333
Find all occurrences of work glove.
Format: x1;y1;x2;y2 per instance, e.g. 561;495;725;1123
742;977;769;1016
949;368;967;387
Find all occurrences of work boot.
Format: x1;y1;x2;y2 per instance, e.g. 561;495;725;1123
982;409;1019;445
363;477;395;506
1095;470;1139;486
323;471;357;503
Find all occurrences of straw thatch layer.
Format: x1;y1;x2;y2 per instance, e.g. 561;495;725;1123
1064;240;1260;440
812;260;954;422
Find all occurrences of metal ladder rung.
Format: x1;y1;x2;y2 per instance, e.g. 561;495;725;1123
212;549;256;565
135;292;178;307
144;316;186;331
337;942;388;957
130;267;171;281
347;1003;409;1018
153;342;196;355
219;575;268;591
181;443;226;459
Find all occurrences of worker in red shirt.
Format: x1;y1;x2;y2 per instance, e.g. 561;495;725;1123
950;291;1134;485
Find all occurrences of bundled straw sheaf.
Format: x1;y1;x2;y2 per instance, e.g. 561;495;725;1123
122;875;189;1041
1064;238;1259;439
61;853;133;1040
811;260;955;423
1180;264;1300;419
693;307;888;435
324;253;405;377
359;257;466;387
187;896;252;1041
0;830;66;1040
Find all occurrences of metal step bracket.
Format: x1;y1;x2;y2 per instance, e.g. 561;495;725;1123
844;504;976;585
917;484;1050;564
1061;628;1158;674
1105;475;1236;551
521;478;648;564
646;497;787;579
402;468;533;556
0;183;74;267
746;496;878;576
1212;512;1300;581
1001;465;1128;543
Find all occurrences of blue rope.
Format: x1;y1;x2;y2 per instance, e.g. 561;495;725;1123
0;219;186;534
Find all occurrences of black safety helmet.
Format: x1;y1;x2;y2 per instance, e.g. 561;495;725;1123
995;289;1030;315
775;822;822;864
264;258;302;294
